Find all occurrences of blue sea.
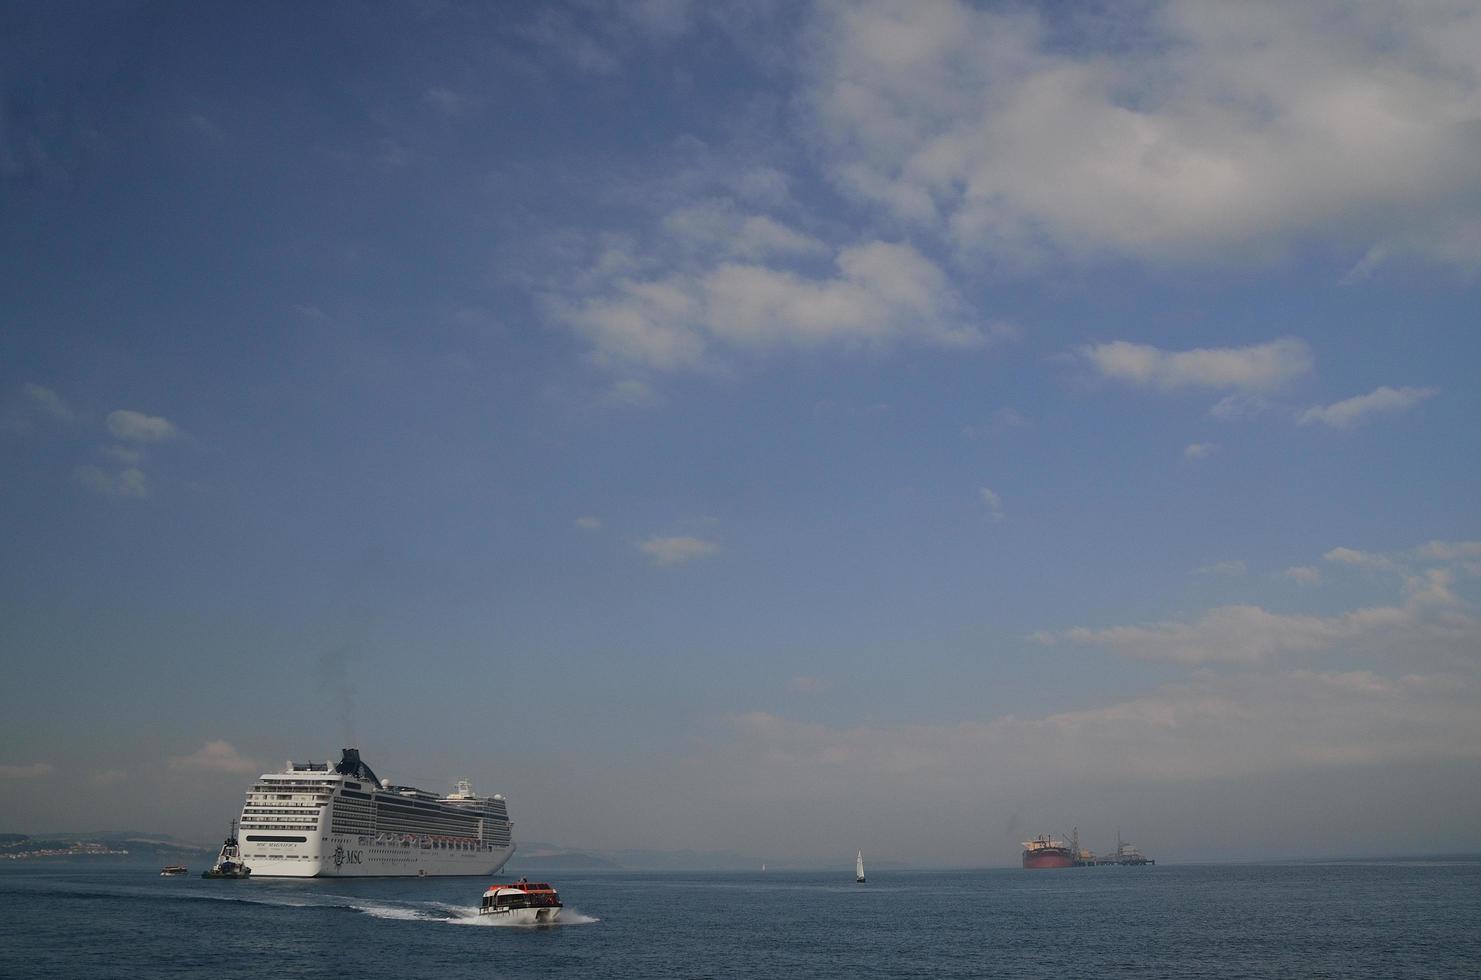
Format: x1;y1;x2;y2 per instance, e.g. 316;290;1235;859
3;861;1479;978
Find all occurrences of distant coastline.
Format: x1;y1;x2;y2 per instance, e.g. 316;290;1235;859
0;832;210;862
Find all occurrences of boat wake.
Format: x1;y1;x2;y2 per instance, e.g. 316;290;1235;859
36;879;599;927
445;905;600;927
268;896;599;927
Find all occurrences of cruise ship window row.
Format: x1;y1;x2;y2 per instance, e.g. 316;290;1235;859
241;826;315;832
372;825;482;835
257;781;336;793
247;793;325;805
372;807;479;824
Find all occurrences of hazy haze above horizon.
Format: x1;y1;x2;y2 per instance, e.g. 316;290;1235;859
2;0;1479;866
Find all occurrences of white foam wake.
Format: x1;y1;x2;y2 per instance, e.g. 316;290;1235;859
446;906;600;927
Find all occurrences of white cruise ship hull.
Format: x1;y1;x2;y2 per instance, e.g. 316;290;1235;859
244;835;514;878
235;749;516;879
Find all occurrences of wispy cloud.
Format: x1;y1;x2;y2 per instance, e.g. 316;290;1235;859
1183;441;1216;460
1081;338;1312;391
3;383;76;434
1034;564;1464;665
106;409;178;443
1415;540;1481;562
979;487;1004;522
0;762;55;779
1283;566;1322;586
640;535;719;566
1324;547;1396;571
24;383;75;423
422;87;474;118
76;465;149;498
1196;560;1246;577
168;740;260;775
1298;386;1438;429
714;668;1481;789
575;516;602;530
605;379;663;408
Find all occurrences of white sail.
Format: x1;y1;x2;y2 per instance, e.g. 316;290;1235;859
855;849;865;881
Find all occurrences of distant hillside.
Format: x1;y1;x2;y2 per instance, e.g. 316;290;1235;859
505;844;622;871
0;832;213;860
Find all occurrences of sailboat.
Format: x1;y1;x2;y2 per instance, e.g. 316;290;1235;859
855;849;866;883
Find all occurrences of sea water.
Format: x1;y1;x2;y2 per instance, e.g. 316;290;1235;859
2;861;1478;978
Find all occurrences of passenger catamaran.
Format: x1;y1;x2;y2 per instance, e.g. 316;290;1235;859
233;748;514;877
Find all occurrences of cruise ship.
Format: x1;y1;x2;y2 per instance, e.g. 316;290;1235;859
235;748;514;878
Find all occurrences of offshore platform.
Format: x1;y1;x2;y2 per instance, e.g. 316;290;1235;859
1069;828;1156;866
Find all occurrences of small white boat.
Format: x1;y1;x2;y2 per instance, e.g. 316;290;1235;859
160;864;188;877
856;850;866;883
478;878;562;924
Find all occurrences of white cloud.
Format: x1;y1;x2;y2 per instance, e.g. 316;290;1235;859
1183;441;1216;460
978;487;1004;521
640;535;719;566
1081;337;1312;391
733;216;828;259
76;465;149;499
560;239;1000;371
1338;245;1388;285
1415;540;1481;562
1209;393;1271;420
0;762;54;779
788;676;828;694
805;1;1481;270
575;516;602;530
1283;566;1322;585
168;740;260;775
703;242;983;351
1035;565;1465;665
715;668;1481;788
106;409;178;443
1298;385;1438;428
561;278;707;370
660;202;826;261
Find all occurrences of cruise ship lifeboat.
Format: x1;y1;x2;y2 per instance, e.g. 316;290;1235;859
478;879;562;924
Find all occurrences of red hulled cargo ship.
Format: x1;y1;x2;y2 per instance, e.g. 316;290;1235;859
1021;834;1075;869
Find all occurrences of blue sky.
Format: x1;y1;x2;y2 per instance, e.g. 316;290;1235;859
2;1;1479;865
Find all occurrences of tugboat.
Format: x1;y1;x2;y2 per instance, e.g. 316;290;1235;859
201;819;252;879
160;864;189;876
478;878;562;924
